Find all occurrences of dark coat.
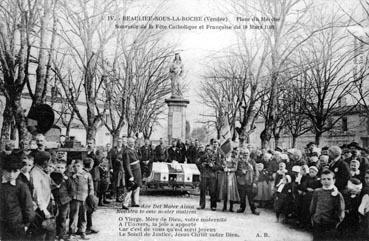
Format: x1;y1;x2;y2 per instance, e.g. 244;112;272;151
0;180;35;230
51;175;72;206
108;146;126;187
139;145;153;162
167;146;180;162
124;148;142;187
329;159;350;192
108;147;124;173
196;151;221;178
186;145;198;164
139;145;153;178
178;143;186;163
154;144;167;162
236;158;258;186
17;173;33;194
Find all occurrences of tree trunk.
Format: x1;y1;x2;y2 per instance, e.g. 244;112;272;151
65;127;70;137
10;122;17;141
12;96;28;150
315;132;322;146
274;136;280;149
0;100;12;149
292;135;297;148
33;0;52;107
261;72;278;149
111;130;121;147
65;110;75;137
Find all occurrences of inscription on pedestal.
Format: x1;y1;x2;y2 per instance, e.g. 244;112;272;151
165;98;190;143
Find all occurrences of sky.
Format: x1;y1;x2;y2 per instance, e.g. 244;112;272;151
121;0;240;139
114;0;364;140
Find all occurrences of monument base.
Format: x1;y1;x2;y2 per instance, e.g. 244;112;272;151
165;97;190;144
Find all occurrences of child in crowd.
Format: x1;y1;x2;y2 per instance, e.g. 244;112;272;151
339;178;363;240
274;162;288;191
350;159;363;183
255;163;273;208
298;166;321;228
69;159;94;240
274;163;293;222
318;155;329;173
50;160;72;241
0;154;35;241
18;154;34;193
45;161;55;175
98;157;111;206
83;158;99;235
310;169;345;241
66;160;75;176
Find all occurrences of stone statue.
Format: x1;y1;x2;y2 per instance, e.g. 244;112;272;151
169;53;184;97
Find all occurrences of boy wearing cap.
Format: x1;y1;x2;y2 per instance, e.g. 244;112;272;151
310;169;345;240
69;159;94;239
0;154;35;241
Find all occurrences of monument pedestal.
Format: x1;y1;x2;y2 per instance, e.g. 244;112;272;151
165;97;190;144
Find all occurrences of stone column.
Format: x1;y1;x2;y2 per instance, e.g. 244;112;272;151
165;97;190;144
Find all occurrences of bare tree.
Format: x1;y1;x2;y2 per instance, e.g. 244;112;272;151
294;25;360;145
102;30;174;142
28;0;58;108
54;0;117;140
282;77;312;147
0;1;30;148
200;42;266;142
227;0;319;148
200;56;247;140
126;42;174;137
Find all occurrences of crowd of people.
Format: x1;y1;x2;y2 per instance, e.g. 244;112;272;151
194;140;369;241
2;134;369;241
0;135;201;241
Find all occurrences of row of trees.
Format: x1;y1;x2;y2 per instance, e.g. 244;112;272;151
0;0;175;148
199;0;369;148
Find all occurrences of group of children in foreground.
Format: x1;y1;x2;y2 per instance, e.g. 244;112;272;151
0;151;98;241
256;156;369;241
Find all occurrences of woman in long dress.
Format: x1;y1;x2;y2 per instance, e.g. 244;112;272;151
254;163;273;208
218;148;240;212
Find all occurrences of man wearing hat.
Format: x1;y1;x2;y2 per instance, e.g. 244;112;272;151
0;153;35;241
236;148;260;215
328;146;350;192
121;137;142;210
196;144;220;211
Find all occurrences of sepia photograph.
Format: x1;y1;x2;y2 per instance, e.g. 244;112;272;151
0;0;369;240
